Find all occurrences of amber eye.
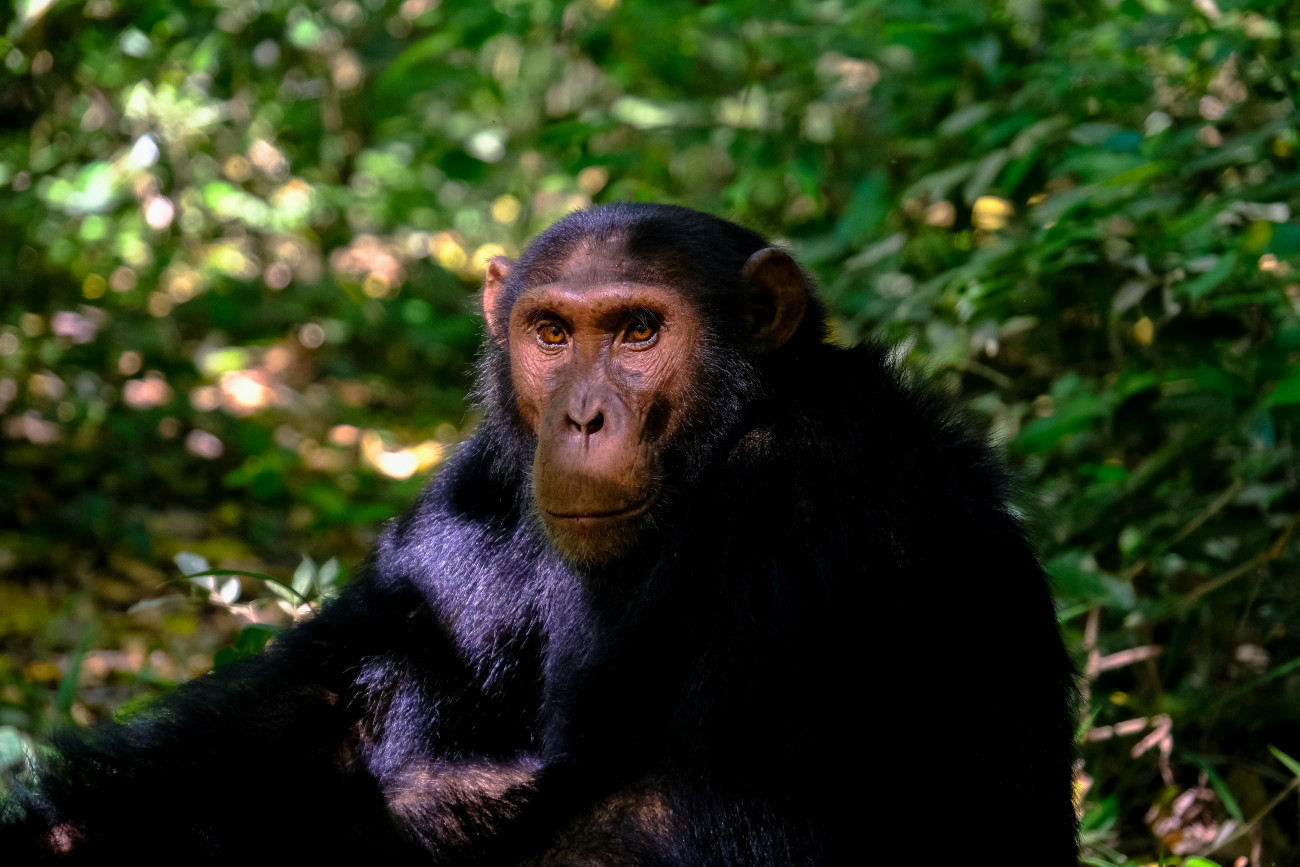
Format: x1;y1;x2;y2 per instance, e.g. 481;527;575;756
625;316;659;345
538;323;567;346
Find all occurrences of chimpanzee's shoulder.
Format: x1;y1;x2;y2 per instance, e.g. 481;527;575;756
778;341;1010;498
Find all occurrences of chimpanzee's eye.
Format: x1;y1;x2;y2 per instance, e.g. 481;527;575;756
537;323;567;346
624;310;660;345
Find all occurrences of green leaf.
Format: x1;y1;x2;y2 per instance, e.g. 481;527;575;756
214;625;279;667
264;578;301;603
1179;252;1237;301
904;162;975;202
1046;552;1136;611
1069;123;1125;146
835;174;889;246
56;623;100;717
1213;656;1300;711
1183;753;1244;824
937;103;993;137
1270;745;1300;778
1100;161;1176;187
962;149;1010;204
1014;394;1107;453
1266;368;1300;406
318;557;341;588
292;556;316;598
1268;223;1300;255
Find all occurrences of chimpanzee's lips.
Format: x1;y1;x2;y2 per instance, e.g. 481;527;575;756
543;496;653;521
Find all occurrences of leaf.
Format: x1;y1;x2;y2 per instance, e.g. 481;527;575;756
962;149;1010;204
61;162;123;215
903;162;975;202
1270;745;1300;778
1111;279;1151;314
1009;115;1068;157
214;625;279;667
174;551;212;577
317;557;341;588
1184;753;1245;824
56;623;100;716
1266;368;1300;406
834;174;889;246
963;36;1000;76
218;577;241;604
378;32;457;95
1101;161;1176;187
1212;656;1300;711
126;594;185;615
844;233;906;271
264;578;300;603
1014;394;1107;453
292;556;316;598
937;103;993;137
1178;251;1237;301
1268;223;1300;255
1046;553;1136;611
1029;185;1096;225
1114;370;1160;402
1068;123;1125;145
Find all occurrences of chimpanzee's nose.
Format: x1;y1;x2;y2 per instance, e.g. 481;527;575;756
566;406;605;441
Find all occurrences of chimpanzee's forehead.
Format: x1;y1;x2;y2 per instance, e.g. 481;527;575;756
519;235;659;284
515;233;727;296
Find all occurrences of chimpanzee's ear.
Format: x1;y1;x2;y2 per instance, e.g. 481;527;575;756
482;256;514;346
740;248;808;353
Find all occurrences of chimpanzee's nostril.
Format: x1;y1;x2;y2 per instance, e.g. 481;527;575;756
565;410;604;438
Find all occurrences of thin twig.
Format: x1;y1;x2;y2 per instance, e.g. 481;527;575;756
1171;478;1245;547
1209;776;1300;855
1123;478;1246;582
1267;509;1300;561
1182;553;1268;609
1095;645;1163;672
1182;508;1300;609
1079;607;1101;716
958;359;1014;389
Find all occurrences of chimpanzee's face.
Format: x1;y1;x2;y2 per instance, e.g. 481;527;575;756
505;275;700;565
482;243;806;566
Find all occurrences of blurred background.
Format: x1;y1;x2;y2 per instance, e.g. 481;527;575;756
1;0;1298;862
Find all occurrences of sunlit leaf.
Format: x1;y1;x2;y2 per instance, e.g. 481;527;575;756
292;557;316;598
175;552;212;577
317;557;341;588
218;577;241;604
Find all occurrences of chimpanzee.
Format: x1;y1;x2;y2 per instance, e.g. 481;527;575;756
2;203;1078;864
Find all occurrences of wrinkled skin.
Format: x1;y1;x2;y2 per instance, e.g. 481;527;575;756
483;246;806;565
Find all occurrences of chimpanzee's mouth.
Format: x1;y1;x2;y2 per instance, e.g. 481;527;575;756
543;496;654;522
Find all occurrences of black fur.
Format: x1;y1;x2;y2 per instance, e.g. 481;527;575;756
2;204;1078;864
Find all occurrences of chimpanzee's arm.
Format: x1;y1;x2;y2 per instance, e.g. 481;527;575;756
0;576;499;863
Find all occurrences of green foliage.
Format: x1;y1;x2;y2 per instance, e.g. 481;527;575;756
1;0;1298;859
213;625;278;668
